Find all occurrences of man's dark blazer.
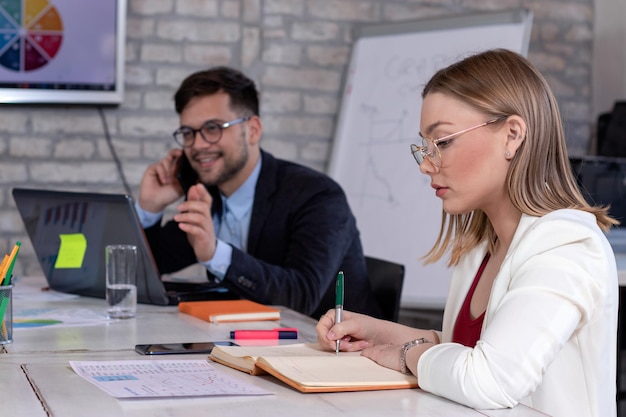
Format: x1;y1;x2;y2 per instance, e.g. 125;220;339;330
144;150;381;318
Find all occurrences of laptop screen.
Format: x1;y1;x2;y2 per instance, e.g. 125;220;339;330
12;188;170;305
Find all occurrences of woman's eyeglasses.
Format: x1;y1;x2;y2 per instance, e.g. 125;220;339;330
410;117;505;168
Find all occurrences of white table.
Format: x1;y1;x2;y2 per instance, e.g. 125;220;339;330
1;277;549;417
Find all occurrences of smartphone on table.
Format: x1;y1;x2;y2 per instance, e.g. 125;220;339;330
134;341;238;355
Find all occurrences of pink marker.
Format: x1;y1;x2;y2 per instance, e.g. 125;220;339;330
229;328;298;340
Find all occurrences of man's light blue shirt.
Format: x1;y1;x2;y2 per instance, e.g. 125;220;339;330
135;157;262;282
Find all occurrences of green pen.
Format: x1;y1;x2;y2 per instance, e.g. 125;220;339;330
335;271;344;355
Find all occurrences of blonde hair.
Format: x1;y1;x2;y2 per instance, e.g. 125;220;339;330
421;49;617;266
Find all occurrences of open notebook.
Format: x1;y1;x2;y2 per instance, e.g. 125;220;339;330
12;188;235;305
209;343;418;393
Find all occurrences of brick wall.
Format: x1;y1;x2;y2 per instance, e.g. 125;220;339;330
0;0;594;277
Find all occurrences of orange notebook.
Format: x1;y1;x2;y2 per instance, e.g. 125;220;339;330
178;299;280;323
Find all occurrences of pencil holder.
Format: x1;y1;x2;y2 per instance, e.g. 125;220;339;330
0;285;13;344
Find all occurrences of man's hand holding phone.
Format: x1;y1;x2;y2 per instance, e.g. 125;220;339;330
138;148;185;213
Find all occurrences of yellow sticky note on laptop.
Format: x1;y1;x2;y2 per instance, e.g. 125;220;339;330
54;233;87;269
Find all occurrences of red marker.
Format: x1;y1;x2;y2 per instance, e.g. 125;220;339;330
229;328;298;340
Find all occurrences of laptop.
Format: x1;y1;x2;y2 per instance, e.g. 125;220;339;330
12;188;235;305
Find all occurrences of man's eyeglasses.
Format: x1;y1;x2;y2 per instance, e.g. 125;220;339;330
172;116;251;148
410;117;505;168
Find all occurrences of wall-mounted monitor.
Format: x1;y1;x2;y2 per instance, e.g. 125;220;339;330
0;0;126;105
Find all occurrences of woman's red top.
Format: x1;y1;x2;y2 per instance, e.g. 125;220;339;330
452;254;490;347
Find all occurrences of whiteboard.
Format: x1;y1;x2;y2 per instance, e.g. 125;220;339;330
328;10;533;309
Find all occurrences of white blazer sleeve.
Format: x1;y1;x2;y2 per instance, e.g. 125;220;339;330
417;210;617;411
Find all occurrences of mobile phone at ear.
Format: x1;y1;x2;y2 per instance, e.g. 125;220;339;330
134;341;238;355
176;152;198;191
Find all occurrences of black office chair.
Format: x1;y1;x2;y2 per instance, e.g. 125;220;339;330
365;256;405;322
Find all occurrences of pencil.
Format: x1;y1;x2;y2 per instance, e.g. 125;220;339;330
0;254;9;285
2;242;21;286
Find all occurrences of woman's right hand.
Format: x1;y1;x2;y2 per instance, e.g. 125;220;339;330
316;309;382;352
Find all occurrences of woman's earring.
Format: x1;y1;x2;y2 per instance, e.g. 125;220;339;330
505;150;511;159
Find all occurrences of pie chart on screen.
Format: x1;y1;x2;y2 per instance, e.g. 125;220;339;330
0;0;63;72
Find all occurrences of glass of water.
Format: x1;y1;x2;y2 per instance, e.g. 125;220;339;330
105;244;137;319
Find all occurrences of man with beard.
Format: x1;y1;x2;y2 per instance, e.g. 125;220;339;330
136;66;381;319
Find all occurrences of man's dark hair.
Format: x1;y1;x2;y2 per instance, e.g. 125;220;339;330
174;66;259;116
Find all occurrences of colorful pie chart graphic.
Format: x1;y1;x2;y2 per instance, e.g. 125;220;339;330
0;0;63;72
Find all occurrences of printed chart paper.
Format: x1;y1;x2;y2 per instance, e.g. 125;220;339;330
70;360;273;398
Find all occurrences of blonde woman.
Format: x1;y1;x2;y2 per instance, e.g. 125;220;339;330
317;49;618;417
